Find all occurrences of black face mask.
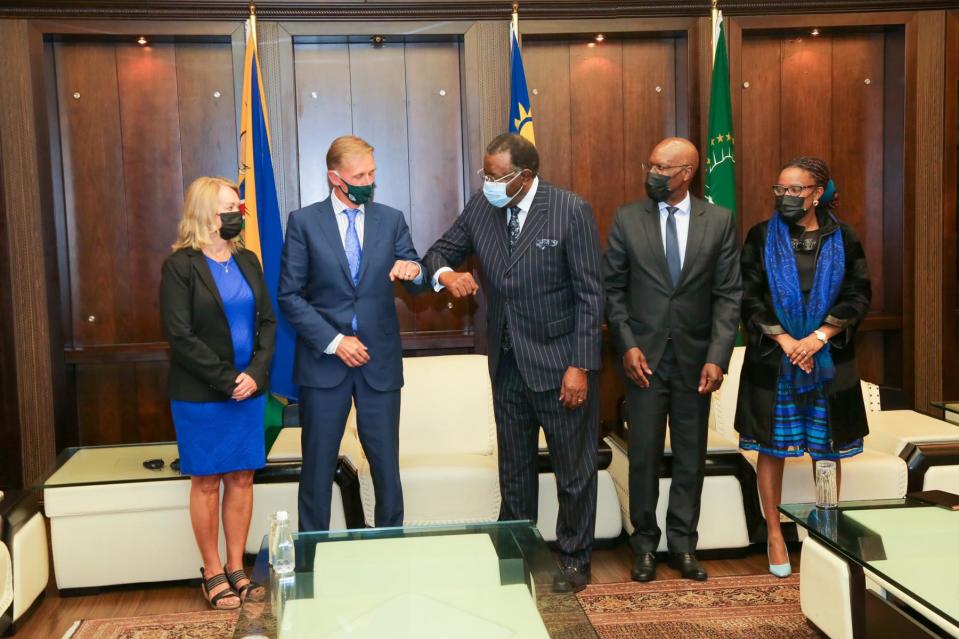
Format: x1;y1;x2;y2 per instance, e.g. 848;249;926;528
775;195;808;225
218;212;243;240
645;172;674;203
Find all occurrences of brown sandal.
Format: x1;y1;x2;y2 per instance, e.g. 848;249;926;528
226;567;266;602
200;568;241;610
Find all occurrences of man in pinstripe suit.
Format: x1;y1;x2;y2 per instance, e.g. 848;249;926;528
604;137;742;582
424;133;604;593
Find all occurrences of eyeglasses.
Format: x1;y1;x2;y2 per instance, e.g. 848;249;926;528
642;162;690;175
476;168;521;183
772;184;817;197
143;458;180;472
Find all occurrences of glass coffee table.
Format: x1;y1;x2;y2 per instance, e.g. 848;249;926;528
931;401;959;425
232;521;597;639
780;498;959;637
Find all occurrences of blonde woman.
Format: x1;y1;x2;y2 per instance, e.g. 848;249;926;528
160;177;276;609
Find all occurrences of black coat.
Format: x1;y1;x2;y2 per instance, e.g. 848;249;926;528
734;212;872;447
160;247;277;402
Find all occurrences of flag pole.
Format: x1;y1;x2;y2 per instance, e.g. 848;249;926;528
248;1;257;46
711;0;720;59
511;2;519;42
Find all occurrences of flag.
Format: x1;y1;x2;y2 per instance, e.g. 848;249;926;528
705;9;743;345
238;18;298;400
509;16;535;144
704;10;736;215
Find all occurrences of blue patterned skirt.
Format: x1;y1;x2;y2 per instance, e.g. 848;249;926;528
739;376;863;461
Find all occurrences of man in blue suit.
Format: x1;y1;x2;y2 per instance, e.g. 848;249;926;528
279;135;428;531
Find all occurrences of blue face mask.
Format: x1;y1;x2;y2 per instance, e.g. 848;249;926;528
482;171;521;208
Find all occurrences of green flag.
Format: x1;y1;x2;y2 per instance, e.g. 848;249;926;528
705;12;743;345
704;13;736;215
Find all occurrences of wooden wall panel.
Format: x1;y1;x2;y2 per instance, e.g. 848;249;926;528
738;36;781;234
780;37;832;162
831;34;886;313
76;362;174;445
404;42;471;335
623;38;677;202
570;40;625;246
293;43;352;208
524;41;572;188
175;42;239;193
116;43;184;343
55;42;131;346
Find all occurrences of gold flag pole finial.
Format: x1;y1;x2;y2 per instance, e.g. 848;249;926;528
511;2;519;40
248;1;257;45
711;0;718;8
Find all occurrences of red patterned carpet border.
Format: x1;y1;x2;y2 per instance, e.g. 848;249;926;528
68;610;238;639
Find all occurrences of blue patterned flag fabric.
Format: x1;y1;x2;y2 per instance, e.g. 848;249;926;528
509;22;535;144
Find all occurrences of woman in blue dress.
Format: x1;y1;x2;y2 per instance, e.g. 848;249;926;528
160;177;276;609
735;157;872;579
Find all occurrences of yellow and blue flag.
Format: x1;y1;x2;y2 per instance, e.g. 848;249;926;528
238;18;297;399
509;19;535;144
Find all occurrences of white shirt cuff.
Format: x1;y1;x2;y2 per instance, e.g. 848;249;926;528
325;333;345;355
432;266;453;292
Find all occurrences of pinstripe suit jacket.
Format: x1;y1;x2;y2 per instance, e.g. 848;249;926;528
424;181;604;392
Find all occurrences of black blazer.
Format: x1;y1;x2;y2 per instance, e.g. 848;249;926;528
160;247;277;402
734;212;872;446
603;195;743;389
424;181;604;392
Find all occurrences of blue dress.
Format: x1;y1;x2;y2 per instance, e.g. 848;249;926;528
171;255;266;476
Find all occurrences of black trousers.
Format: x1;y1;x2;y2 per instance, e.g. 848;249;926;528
625;342;710;554
493;350;599;568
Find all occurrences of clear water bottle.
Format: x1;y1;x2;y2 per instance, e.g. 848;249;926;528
271;510;295;576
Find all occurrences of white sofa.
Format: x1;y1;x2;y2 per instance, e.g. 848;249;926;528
0;489;48;633
43;444;345;590
277;354;622;542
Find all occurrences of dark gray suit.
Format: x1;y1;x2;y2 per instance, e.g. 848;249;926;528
424;180;603;567
604;195;741;553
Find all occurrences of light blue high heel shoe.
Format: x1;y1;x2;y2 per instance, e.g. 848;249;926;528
768;539;792;578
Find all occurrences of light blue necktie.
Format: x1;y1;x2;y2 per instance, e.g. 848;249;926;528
345;208;362;332
665;205;681;286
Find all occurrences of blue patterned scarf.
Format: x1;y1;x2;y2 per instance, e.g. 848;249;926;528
764;212;845;395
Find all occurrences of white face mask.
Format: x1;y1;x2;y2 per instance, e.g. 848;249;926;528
482;171;521;208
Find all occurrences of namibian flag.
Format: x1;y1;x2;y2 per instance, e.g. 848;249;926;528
509;15;535;144
238;17;297;400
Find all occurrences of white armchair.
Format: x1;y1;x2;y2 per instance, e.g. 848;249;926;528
344;354;501;527
0;489;48;633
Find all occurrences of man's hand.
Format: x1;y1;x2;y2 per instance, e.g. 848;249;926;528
698;363;724;395
389;260;421;282
335;336;370;368
438;271;479;298
623;347;653;388
233;372;258;401
559;367;588;410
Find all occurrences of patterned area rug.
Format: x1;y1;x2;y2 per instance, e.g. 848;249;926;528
66;610;238;639
577;574;823;638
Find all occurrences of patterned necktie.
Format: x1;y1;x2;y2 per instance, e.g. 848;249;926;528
665;206;682;286
345;208;362;332
507;206;522;254
503;206;522;351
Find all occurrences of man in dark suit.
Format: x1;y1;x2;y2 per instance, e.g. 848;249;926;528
604;137;742;582
278;135;428;532
424;133;604;592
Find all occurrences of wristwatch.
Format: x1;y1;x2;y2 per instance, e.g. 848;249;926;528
813;330;828;344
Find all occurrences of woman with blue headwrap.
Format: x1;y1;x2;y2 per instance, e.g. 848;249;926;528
734;157;872;578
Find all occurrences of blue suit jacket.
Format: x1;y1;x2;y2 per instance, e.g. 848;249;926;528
278;196;427;391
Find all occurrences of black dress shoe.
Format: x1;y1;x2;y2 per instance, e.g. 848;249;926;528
553;562;591;593
669;552;708;581
631;552;656;582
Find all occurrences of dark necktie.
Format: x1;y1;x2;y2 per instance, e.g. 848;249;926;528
503;206;522;350
664;205;682;286
507;206;522;254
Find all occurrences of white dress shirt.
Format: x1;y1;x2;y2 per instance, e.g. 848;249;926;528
658;192;691;269
432;176;540;291
325;188;421;355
